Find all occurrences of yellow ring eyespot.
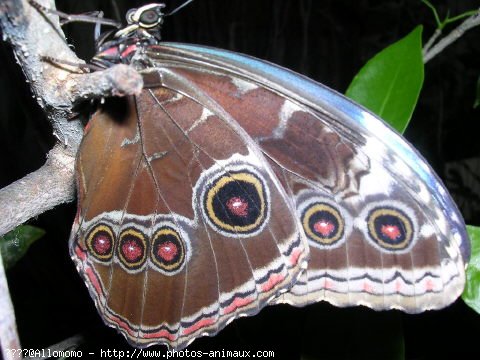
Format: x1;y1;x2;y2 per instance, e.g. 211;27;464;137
301;202;344;246
204;170;267;236
366;207;413;251
86;224;115;262
151;227;186;274
118;227;148;269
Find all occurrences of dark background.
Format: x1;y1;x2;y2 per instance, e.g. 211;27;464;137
1;0;480;359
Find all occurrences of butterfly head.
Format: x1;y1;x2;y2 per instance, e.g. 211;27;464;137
114;3;166;42
92;2;196;68
126;4;166;28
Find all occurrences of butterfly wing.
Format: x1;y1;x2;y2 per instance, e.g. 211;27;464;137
69;66;308;349
146;43;469;312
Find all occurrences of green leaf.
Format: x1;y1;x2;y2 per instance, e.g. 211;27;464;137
462;225;480;313
474;76;480;108
0;225;45;269
345;26;424;134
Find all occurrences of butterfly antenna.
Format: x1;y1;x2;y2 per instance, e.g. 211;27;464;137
166;0;195;16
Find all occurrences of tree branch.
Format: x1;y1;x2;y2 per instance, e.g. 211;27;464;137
423;8;480;63
0;2;144;233
0;0;143;227
0;145;76;235
0;0;142;357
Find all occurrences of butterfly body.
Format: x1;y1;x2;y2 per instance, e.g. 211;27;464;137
69;3;469;349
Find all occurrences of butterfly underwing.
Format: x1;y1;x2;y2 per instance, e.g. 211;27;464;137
67;3;470;349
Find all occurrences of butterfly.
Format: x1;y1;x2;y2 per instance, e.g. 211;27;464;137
67;3;470;349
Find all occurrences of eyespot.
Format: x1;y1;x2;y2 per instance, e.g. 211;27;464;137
301;202;345;246
86;224;115;262
366;206;414;251
295;193;352;249
203;170;268;237
118;227;148;270
151;226;186;274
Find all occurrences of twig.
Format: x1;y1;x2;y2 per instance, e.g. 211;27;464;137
423;8;480;63
0;0;143;356
422;28;441;56
0;145;76;236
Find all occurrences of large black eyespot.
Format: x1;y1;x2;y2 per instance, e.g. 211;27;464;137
86;224;115;262
151;227;186;274
204;170;268;236
366;206;414;251
117;228;148;270
301;202;344;246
